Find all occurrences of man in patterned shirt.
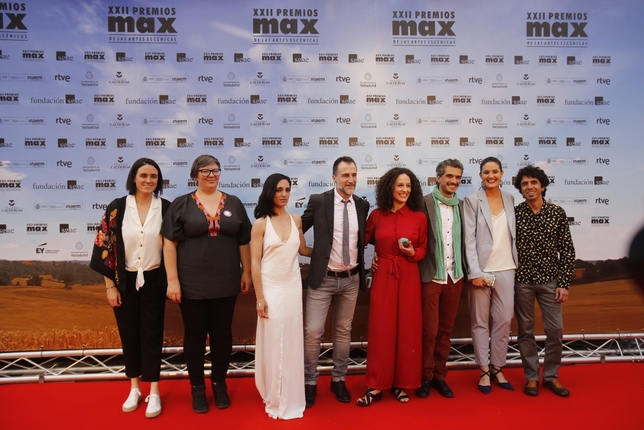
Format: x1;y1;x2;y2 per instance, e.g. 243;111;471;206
513;165;575;397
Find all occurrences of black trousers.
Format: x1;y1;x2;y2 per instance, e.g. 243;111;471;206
113;268;166;381
179;295;237;386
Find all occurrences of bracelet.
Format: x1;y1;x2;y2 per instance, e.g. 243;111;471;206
106;285;116;290
256;300;264;307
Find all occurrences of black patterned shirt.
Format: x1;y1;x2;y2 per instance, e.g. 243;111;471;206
515;201;576;289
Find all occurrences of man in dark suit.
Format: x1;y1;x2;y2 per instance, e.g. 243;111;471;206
417;159;467;399
301;156;369;407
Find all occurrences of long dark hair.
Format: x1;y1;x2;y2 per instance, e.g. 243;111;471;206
480;156;503;173
126;158;163;196
254;173;291;219
375;167;423;211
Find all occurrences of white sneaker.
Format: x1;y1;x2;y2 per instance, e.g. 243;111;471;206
122;388;141;412
145;394;162;418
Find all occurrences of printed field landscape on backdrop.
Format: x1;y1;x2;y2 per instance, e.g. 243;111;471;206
0;260;642;351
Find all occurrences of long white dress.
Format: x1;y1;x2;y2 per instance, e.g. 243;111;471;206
255;215;305;420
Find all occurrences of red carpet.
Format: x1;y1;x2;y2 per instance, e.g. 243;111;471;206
2;363;642;429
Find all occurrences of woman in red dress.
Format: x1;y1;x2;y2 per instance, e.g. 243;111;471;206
357;167;428;406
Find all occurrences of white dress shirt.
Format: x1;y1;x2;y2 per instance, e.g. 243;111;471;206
327;189;359;271
435;201;463;284
122;195;163;289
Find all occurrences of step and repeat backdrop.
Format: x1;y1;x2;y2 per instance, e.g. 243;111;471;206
1;0;643;350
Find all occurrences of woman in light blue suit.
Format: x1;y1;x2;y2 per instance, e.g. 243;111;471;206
463;157;518;394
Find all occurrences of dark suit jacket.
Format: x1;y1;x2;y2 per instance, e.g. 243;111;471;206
418;193;467;284
301;189;370;290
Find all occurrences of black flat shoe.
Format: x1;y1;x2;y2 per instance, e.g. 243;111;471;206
356;388;382;407
191;385;209;413
416;378;431;398
491;366;515;391
431;379;454;398
212;381;230;409
330;380;351;403
478;368;492;394
391;387;409;403
305;384;317;408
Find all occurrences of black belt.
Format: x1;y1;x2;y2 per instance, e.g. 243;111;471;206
326;266;359;278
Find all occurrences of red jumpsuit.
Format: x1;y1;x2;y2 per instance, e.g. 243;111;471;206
364;205;428;390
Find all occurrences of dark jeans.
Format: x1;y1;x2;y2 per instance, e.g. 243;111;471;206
179;295;237;386
113;268;166;382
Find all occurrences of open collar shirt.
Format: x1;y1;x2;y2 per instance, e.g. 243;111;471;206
515;200;576;289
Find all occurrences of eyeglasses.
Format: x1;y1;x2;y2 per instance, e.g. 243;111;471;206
198;169;221;177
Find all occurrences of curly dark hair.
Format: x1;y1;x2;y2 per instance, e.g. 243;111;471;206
254;173;291;219
375;167;423;211
514;165;549;197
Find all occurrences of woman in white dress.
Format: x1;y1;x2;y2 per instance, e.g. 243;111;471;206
251;173;312;420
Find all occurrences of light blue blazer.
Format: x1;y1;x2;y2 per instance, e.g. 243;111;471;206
463;188;518;280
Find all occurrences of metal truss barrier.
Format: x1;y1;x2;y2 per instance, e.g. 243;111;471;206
1;332;643;385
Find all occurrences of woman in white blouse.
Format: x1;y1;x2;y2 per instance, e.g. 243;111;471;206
90;158;171;418
463;157;518;394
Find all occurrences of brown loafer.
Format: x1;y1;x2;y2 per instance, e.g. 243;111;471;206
524;380;539;396
543;379;570;397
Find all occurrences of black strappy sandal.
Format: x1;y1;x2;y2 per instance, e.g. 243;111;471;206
356;388;383;407
391;387;409;403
